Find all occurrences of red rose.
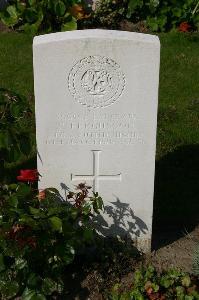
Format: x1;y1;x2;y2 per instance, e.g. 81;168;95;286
17;169;39;182
179;22;191;32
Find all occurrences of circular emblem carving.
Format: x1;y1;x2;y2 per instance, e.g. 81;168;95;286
68;56;125;109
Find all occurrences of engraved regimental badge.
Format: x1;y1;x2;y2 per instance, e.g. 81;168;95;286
68;56;125;109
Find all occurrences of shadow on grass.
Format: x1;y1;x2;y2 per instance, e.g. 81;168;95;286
152;144;199;250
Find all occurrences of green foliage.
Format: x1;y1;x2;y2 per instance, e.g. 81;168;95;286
0;0;198;32
0;0;90;33
93;0;199;32
0;182;103;298
109;266;199;299
0;88;35;181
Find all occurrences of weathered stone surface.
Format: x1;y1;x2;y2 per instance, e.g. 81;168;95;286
33;29;160;252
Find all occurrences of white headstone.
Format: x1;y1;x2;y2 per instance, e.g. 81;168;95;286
33;29;160;252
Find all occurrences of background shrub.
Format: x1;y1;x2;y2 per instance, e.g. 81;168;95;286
1;0;198;33
0;0;91;33
0;88;35;183
93;0;199;32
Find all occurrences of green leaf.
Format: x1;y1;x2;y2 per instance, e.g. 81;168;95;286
0;131;7;149
22;288;46;300
27;273;41;288
0;280;19;298
29;207;40;215
19;22;39;34
8;195;18;208
15;257;27;270
62;244;75;264
22;288;35;300
185;296;194;300
182;275;191;287
0;253;5;272
8;183;18;190
54;1;66;17
10;102;22;118
49;216;62;232
83;227;94;241
19;135;31;156
82;202;91;215
28;0;37;5
46;187;60;195
61;18;77;31
7;145;21;163
0;13;16;27
24;8;38;23
16;2;26;13
42;278;58;295
96;196;103;210
70;208;78;219
19;215;36;228
160;276;174;288
17;184;32;198
7;5;18;20
127;0;143;17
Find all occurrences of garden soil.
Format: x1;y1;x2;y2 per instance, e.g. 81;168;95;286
65;225;199;300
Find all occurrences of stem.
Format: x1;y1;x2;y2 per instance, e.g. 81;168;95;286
192;1;199;15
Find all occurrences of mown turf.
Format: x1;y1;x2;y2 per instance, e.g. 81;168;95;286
0;32;34;97
157;32;199;158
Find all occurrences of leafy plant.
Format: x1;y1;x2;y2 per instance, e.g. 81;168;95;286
0;88;35;181
109;266;199;299
0;0;90;34
92;0;199;32
0;180;104;299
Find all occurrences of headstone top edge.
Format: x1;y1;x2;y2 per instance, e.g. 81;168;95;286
33;29;160;47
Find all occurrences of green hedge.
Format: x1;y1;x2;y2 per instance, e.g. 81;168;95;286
0;0;90;33
0;0;198;33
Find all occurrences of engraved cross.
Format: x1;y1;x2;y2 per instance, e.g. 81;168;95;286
71;150;122;193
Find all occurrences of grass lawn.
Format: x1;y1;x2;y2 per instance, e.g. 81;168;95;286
0;33;34;98
0;31;199;229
